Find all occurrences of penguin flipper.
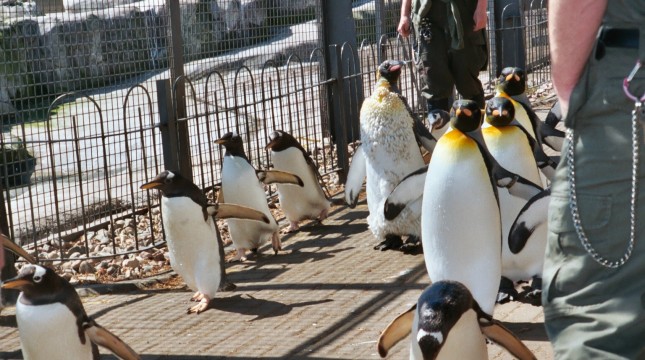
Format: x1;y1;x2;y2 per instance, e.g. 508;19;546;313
257;170;303;187
508;188;550;254
1;232;37;264
540;125;565;152
85;321;141;360
514;124;558;181
377;304;416;358
493;164;543;201
478;317;536;360
208;203;271;224
383;165;427;220
398;93;437;154
344;144;366;208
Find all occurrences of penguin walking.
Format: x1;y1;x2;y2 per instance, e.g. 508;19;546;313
376;280;536;360
140;170;270;314
482;97;548;302
1;264;140;360
421;100;542;315
216;132;303;261
265;130;331;232
496;67;565;153
345;59;435;251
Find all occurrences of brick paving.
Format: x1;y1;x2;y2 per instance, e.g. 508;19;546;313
0;199;553;359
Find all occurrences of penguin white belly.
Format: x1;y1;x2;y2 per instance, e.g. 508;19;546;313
161;197;221;297
514;102;536;139
222;157;277;250
484;127;546;281
16;298;94;360
435;310;487;360
422;132;501;315
360;92;424;240
272;148;330;221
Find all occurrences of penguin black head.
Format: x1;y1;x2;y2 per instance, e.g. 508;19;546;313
376;60;405;86
416;281;475;360
215;132;248;158
265;130;301;153
140;170;197;197
485;97;516;127
450;100;482;133
498;67;526;96
1;264;66;303
427;110;451;132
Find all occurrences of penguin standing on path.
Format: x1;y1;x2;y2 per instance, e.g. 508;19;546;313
421;100;542;316
345;59;433;251
376;280;536;360
482;97;548;302
265;130;331;232
1;264;140;360
216;132;303;261
140;170;270;314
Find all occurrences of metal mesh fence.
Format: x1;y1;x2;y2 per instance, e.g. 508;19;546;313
1;0;551;270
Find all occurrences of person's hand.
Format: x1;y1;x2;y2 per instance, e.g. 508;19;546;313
398;15;412;37
473;5;487;31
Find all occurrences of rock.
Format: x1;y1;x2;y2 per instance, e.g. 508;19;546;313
107;265;119;276
78;261;95;274
94;229;111;244
47;251;59;260
71;259;82;271
60;272;74;281
99;260;110;269
68;252;81;259
114;219;126;229
122;258;139;269
139;251;152;260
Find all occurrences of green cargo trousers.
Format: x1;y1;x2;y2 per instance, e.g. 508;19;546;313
542;33;645;358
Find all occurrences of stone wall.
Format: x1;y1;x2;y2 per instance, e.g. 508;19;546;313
0;0;321;120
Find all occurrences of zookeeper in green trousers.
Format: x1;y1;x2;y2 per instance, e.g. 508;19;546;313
545;0;645;358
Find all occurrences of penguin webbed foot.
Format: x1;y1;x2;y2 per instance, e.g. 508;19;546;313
271;232;282;254
496;276;519;304
399;235;422;254
373;235;403;251
285;222;300;233
191;291;205;302
229;249;248;263
187;297;212;314
520;277;542;305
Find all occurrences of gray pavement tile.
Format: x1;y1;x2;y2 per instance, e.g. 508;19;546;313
0;201;552;359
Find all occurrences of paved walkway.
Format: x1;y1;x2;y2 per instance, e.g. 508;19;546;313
0;199;553;359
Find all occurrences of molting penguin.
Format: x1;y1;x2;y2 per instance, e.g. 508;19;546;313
345;59;431;251
140;170;270;313
1;264;140;360
376;280;536;360
216;132;303;261
265;130;331;232
482;97;548;302
421;100;542;315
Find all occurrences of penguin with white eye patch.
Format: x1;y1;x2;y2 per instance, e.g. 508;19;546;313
376;280;537;360
2;264;141;360
265;130;331;233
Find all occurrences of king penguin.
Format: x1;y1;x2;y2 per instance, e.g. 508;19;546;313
216;132;303;261
482;97;548;302
140;170;270;313
265;130;331;232
421;100;542;315
345;59;431;251
376;280;537;360
1;264;140;360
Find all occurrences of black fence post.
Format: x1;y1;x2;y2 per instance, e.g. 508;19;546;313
493;0;526;76
374;0;386;64
328;45;350;184
166;0;192;181
157;79;180;172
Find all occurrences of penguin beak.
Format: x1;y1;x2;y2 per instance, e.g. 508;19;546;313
265;139;277;151
214;138;227;145
140;180;163;190
389;60;405;72
492;109;500;117
1;233;36;264
1;276;31;290
505;73;514;81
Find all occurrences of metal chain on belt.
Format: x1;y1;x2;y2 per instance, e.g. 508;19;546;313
565;101;641;269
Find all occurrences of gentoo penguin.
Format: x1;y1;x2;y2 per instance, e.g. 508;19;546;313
496;67;564;152
376;280;536;360
265;130;331;232
421;100;542;315
344;59;431;251
216;132;303;261
1;264;140;360
482;98;548;302
140;170;270;313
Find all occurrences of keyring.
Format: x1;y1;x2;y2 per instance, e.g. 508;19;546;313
623;60;645;102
